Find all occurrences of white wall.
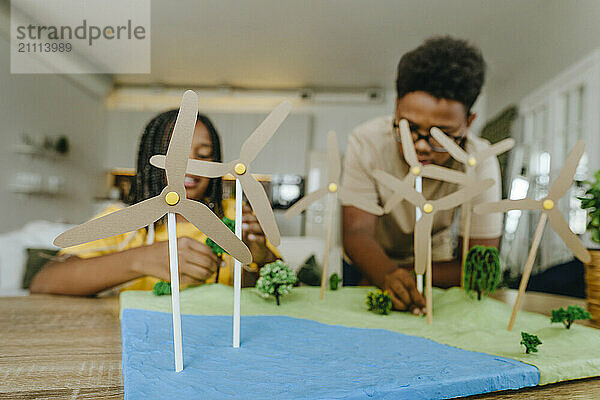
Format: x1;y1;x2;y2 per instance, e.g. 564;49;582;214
0;35;107;233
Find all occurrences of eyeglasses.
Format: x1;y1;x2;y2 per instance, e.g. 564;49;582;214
392;120;467;153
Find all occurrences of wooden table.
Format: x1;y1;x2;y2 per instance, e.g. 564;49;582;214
0;290;598;399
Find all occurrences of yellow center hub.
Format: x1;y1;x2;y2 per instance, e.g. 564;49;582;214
468;157;477;167
234;163;247;175
542;199;554;210
411;166;421;176
328;183;338;192
423;203;434;213
165;191;180;206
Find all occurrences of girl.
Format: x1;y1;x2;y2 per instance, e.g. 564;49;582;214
31;110;278;295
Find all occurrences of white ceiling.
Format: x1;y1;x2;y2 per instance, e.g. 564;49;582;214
113;0;600;98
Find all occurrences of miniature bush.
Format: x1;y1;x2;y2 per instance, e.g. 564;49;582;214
550;305;591;329
329;273;341;290
579;170;600;243
255;260;297;305
463;245;501;300
152;280;171;296
297;254;321;286
366;289;392;315
520;332;542;354
206;217;236;256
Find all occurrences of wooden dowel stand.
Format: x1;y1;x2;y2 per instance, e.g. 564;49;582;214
461;201;472;289
507;213;548;331
320;193;336;300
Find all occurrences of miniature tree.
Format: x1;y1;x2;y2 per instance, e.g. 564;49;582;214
153;280;171;296
256;260;297;305
329;273;341;290
579;170;600;244
463;245;501;300
550;305;591;329
366;289;393;315
520;332;542;354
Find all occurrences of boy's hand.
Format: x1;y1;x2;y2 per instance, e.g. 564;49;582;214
132;237;220;284
384;268;426;315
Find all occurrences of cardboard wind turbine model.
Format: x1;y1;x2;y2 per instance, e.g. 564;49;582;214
53;90;252;372
385;119;467;293
373;167;494;324
151;100;291;348
284;130;382;299
429;128;515;287
474;140;592;331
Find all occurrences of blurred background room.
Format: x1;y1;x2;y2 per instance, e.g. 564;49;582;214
1;0;600;296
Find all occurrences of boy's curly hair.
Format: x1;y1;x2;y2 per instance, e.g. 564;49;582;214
396;36;486;112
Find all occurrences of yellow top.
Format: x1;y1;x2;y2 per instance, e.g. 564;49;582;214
59;198;280;291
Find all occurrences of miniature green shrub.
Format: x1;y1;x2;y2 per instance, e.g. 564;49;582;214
255;260;297;305
550;305;591;329
579;170;600;243
206;217;236;256
366;289;393;315
297;255;321;286
463;245;501;300
520;332;542;354
329;273;341;290
152;280;171;296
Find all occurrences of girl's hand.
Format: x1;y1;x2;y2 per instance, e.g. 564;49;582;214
131;237;220;285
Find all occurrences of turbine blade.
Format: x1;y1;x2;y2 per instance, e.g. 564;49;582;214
435;179;494;211
547;208;592;263
150;156;233;178
179;200;252;265
474;198;540;214
327;130;341;184
338;187;384;215
238;173;281;246
54;196;165;248
548;140;586;200
414;213;434;275
421;164;467;185
476;138;515;162
373;169;424;208
430;127;468;163
165;90;198;189
399;119;419;167
284;187;328;218
383;192;404;214
240;101;292;164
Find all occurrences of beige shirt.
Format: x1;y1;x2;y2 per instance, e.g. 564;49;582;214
341;115;503;265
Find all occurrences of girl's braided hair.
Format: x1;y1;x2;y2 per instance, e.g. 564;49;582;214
127;110;224;223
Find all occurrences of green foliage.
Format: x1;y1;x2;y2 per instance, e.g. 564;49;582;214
366;289;393;315
255;260;297;305
205;217;236;256
329;273;341;290
297;254;321;286
520;332;542;354
152;280;171;296
550;305;591;329
579;170;600;243
463;245;501;300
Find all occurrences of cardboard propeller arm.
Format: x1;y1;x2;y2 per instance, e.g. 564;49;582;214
548;140;586;200
547;208;592;264
150;156;235;178
327;130;341;184
414;213;434;275
421;164;467;185
476;138;515;162
430;127;468;163
237;172;281;247
434;179;494;212
399;119;419;166
284;187;328;218
165;90;199;189
373;169;425;208
54;196;166;248
178;199;252;265
240;101;292;165
474;198;539;214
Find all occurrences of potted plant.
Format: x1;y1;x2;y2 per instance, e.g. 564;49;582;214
463;245;501;300
579;170;600;320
